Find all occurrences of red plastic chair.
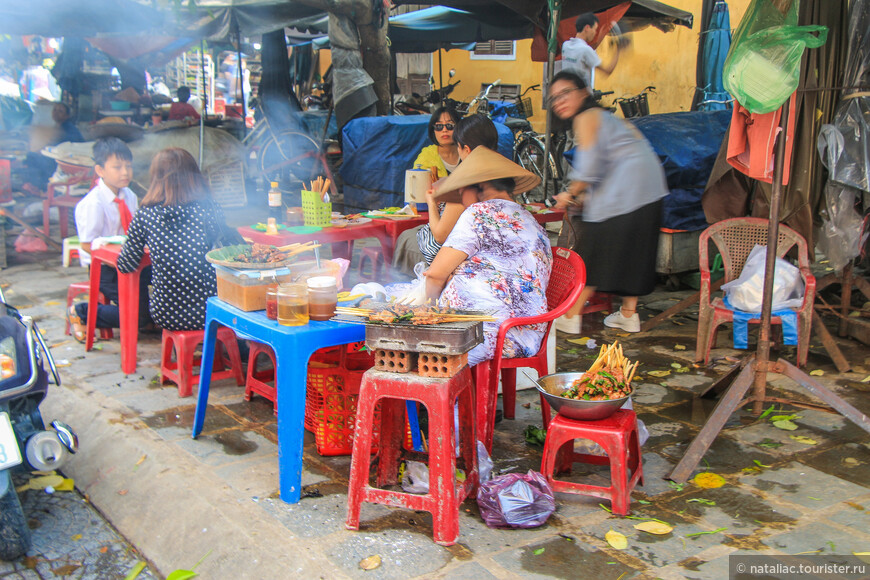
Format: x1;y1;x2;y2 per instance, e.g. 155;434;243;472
161;327;245;398
42;164;95;240
473;247;586;453
540;410;643;515
696;217;816;367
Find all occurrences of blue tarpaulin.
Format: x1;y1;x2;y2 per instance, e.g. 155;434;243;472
565;110;731;231
339;115;514;213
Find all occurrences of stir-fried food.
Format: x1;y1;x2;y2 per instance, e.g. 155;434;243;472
559;341;639;401
234;243;285;264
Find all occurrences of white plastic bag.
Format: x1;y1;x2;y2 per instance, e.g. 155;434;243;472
385;262;429;306
721;245;804;313
401;460;430;494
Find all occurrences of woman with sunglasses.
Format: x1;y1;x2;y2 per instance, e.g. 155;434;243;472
550;71;668;334
393;113;500;274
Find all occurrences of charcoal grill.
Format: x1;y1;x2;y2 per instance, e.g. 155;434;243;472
331;313;483;355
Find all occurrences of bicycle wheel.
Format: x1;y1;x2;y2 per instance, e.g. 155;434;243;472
515;137;559;204
257;131;328;185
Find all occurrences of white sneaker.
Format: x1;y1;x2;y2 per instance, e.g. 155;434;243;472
555;314;582;334
603;309;641;332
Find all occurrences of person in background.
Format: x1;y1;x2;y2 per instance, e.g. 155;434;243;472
69;138;152;340
412;105;461;178
550;71;667;334
117;148;231;330
23;102;84;190
392;113;499;274
52;103;84;143
425;147;551;366
168;86;200;122
561;12;624;90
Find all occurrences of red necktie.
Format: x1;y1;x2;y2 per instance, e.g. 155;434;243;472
114;198;133;233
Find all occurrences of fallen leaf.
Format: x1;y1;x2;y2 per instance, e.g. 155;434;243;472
809;369;825;376
685;527;727;537
23;556;38;569
647;370;671;378
55;478;75;492
637;499;651;505
52;564;81;576
118;489;128;496
533;548;545;555
757;438;783;449
854;552;870;555
674;344;686;350
687;498;716;506
789;435;818;445
772;420;799;431
135;455;147;466
693;473;726;489
753;460;772;468
359;555;382;570
100;546;109;553
165;571;197;580
843;457;860;467
634;521;673;535
670;362;684;369
605;529;628;550
769;414;800;422
17;474;65;492
861;375;870;383
71;534;82;541
567;337;592;345
44;301;61;306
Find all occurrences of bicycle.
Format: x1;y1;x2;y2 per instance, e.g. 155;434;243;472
243;111;339;197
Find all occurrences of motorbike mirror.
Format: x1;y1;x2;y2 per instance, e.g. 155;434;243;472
448;69;456;78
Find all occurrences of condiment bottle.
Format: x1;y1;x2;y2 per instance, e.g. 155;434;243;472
268;181;282;222
277;283;308;326
265;285;279;320
306;276;337;321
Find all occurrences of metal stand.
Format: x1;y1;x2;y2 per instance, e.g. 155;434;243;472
668;96;870;483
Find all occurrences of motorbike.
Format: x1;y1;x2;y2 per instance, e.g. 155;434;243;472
394;69;462;115
0;286;76;561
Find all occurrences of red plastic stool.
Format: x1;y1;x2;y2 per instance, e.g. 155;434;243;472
357;246;385;280
540;410;643;515
161;327;245;398
346;366;478;546
66;282;113;340
245;341;277;415
582;292;615;315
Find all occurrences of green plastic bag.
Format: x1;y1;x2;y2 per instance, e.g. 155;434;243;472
723;0;827;114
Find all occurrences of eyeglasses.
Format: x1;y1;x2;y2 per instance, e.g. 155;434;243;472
434;123;455;131
546;88;580;106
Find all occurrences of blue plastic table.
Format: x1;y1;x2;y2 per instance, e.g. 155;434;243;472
191;297;365;503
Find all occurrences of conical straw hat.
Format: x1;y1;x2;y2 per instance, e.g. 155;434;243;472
432;146;541;203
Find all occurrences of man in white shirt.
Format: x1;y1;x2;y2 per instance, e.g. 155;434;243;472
69;138;151;338
561;13;622;90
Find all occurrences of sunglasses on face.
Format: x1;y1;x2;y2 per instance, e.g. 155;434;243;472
434;123;455;131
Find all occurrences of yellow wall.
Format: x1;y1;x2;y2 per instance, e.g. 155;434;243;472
429;0;752;130
317;0;753;130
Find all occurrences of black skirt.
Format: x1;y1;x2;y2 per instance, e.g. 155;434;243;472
567;199;663;297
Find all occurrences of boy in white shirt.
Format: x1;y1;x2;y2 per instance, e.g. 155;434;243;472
561;13;623;90
69;137;151;340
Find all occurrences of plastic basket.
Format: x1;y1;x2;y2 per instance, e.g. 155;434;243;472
305;345;378;456
301;190;332;227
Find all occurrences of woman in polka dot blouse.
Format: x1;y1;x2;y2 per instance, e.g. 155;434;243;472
117;148;232;330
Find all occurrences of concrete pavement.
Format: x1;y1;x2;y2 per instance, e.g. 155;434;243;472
1;253;868;579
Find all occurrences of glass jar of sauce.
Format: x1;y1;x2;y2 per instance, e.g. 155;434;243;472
265;284;279;320
285;207;304;227
306;276;337;321
277;283;309;326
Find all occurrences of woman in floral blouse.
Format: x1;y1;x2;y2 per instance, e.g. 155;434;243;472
425;147;552;366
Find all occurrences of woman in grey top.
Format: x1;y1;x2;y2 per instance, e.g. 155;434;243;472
551;71;668;333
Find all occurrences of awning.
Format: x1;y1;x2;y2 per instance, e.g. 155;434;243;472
0;0;166;36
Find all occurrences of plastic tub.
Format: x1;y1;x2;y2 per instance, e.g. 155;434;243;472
213;265;292;311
